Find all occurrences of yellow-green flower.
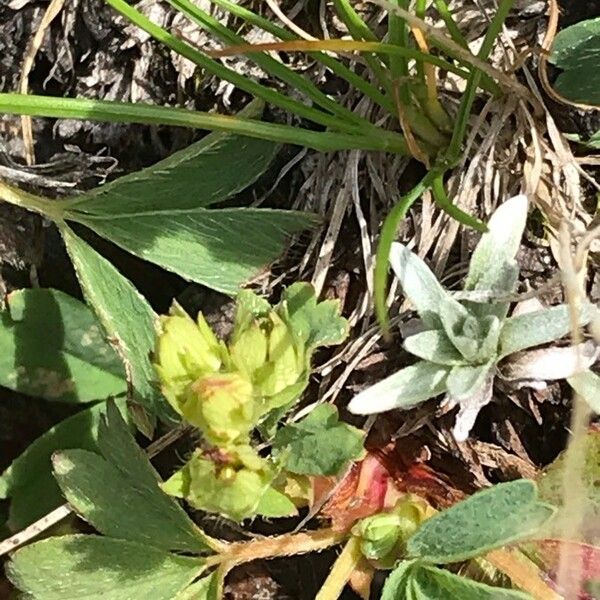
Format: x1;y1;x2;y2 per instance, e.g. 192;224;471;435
183;372;257;446
162;445;273;521
154;306;226;412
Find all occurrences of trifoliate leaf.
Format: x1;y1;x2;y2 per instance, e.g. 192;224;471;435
273;404;364;476
550;17;600;105
280;282;349;350
0;399;127;530
174;573;219;600
0;288;126;402
7;535;203;600
348;361;450;415
407;480;556;563
60;224;169;424
53;401;209;553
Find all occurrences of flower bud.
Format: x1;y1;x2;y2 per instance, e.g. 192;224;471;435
254;313;304;399
154;307;225;412
183;373;256;446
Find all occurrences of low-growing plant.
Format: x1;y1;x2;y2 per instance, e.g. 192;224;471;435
153;282;359;520
349;194;600;440
5;400;562;600
0;115;317;428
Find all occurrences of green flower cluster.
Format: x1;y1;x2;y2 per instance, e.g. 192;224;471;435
154;284;348;521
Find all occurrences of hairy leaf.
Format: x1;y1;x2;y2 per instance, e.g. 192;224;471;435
538;429;600;542
446;363;492;401
7;535;203;600
348;361;450;415
403;329;466;366
60;225;170;422
449;368;494;442
69;208;317;295
0;399;126;530
500;341;599;382
53;401;209;553
407;480;555;563
568;370;600;413
499;303;595;358
464;194;528;302
389;243;460;328
65;101;278;215
438;301;479;362
273;404;364;475
381;560;418;600
0;288;125;402
410;564;531;599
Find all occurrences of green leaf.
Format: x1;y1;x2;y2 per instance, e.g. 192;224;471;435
280;282;349;350
7;535;203;600
538;429;600;542
407;480;556;563
410;564;531;599
68;208;317;295
60;224;169;421
389;243;461;329
174;573;218;600
464;194;527;300
499;304;596;358
0;399;127;530
348;361;450;415
64;101;277;215
565;129;600;149
447;363;492;400
568;370;600;413
403;330;466;366
0;288;126;402
273;404;364;476
381;560;419;600
438;302;479;361
255;485;298;518
53;401;209;554
550;17;600;105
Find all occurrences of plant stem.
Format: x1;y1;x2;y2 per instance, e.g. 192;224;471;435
209;0;395;114
168;0;377;134
387;0;410;102
0;93;409;154
0;178;62;221
105;0;363;135
374;168;441;331
207;528;347;568
315;536;364;600
431;174;486;231
444;0;515;165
